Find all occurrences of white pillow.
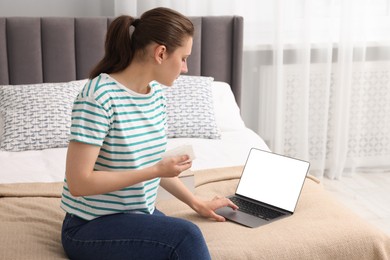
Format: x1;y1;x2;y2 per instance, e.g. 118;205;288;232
164;75;221;139
0;79;87;152
212;81;246;131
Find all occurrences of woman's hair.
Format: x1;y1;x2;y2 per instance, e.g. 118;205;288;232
89;7;194;78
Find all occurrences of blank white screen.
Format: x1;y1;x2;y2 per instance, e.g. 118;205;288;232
236;149;310;212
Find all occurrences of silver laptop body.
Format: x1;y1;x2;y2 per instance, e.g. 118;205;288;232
215;148;310;228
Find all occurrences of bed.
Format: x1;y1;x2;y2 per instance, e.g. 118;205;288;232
1;16;390;260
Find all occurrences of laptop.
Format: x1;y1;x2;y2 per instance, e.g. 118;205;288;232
215;148;310;228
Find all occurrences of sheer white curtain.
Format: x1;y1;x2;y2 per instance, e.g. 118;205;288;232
250;0;390;179
117;0;390;179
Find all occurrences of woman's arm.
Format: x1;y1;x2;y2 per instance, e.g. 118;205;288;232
160;177;238;222
65;141;191;197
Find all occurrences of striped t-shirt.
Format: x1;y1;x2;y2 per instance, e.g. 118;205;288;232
60;73;167;220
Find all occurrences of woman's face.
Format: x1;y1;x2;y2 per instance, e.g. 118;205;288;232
157;37;193;86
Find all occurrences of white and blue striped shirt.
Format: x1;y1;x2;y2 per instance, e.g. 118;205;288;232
61;73;167;220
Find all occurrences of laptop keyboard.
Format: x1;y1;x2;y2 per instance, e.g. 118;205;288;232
230;196;284;220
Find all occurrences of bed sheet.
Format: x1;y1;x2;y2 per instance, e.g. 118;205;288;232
0;128;269;184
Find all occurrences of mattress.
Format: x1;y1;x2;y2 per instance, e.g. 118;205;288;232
0;128;268;184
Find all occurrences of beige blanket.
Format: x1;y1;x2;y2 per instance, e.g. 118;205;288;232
1;166;390;259
0;182;67;260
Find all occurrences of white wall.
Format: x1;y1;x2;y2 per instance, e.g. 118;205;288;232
0;0;114;17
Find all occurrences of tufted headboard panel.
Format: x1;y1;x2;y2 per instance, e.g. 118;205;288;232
0;16;243;105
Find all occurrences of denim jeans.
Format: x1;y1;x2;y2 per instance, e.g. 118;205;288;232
61;209;211;260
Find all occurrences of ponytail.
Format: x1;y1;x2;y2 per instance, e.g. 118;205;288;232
89;15;136;78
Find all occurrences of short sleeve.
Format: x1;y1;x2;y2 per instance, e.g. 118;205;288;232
69;96;110;146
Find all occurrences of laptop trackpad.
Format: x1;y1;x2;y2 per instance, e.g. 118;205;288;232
216;207;270;228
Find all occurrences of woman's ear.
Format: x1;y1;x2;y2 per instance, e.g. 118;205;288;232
154;45;167;64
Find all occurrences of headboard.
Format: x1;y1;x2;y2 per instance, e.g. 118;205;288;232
0;16;243;106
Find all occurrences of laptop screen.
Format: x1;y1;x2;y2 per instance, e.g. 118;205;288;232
236;148;310;212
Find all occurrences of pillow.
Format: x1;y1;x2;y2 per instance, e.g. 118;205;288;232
163;75;221;139
0;114;3;143
212;81;246;131
0;80;87;152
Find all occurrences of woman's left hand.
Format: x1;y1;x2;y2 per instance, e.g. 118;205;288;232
193;196;238;222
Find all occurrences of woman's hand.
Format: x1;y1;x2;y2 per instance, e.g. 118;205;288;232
154;155;192;178
159;178;237;222
192;196;239;222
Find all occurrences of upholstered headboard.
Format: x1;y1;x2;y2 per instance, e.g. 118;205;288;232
0;16;243;105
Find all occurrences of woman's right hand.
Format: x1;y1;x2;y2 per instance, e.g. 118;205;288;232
154;155;192;178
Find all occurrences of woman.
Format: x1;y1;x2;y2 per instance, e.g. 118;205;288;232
60;7;237;260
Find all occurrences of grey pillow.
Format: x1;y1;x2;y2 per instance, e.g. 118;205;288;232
0;80;86;151
164;75;221;139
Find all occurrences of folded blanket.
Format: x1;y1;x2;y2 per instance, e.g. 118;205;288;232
0;182;63;197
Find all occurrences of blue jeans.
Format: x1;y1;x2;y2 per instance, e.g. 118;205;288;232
61;209;211;260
